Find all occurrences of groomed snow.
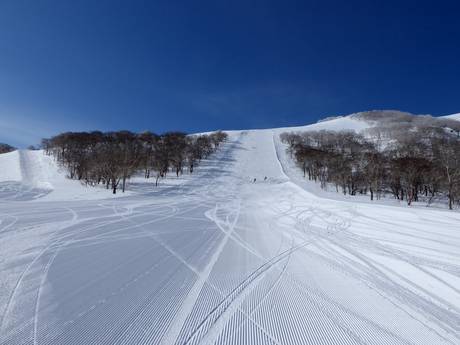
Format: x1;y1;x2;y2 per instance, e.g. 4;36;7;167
0;122;459;345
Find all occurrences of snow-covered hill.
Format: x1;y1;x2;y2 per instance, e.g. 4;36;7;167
1;112;459;345
443;113;460;121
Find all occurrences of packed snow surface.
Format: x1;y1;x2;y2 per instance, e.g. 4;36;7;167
1;126;459;345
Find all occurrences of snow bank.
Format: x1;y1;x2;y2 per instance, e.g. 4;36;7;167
0;150;21;182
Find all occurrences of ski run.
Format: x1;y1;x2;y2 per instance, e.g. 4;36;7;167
1;117;460;345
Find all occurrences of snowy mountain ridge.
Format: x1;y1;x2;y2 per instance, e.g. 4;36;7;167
443;112;460;120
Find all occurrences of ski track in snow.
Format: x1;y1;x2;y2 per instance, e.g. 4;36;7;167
1;129;460;345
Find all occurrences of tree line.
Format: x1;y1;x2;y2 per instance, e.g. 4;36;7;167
42;130;228;194
0;143;16;154
281;118;460;209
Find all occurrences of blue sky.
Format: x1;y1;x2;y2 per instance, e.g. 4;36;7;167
0;0;459;147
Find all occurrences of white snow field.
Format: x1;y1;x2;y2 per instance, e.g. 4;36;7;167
443;113;460;121
1;120;460;345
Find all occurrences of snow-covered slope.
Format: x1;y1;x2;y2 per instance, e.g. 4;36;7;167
276;114;370;133
0;150;21;182
218;114;371;136
1;122;459;345
443;113;460;121
0;114;374;202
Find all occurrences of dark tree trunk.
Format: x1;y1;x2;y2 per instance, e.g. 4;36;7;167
112;178;119;194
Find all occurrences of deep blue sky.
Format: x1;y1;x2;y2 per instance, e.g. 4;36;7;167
0;0;459;146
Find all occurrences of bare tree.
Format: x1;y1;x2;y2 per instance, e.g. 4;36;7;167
0;143;16;154
281;119;460;209
43;129;228;193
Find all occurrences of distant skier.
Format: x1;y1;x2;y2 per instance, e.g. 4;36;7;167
264;176;267;181
253;178;257;183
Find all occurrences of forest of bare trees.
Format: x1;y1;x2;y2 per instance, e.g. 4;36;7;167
281;114;460;209
0;143;16;154
42;130;228;194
